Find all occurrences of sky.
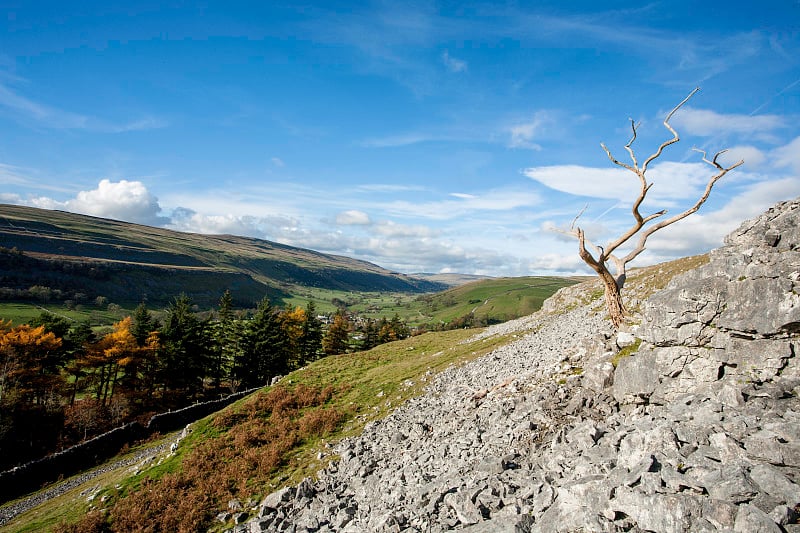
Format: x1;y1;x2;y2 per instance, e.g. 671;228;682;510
1;1;799;277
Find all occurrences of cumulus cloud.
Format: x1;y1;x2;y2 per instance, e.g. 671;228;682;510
336;210;372;225
442;50;467;73
168;207;300;239
526;253;589;275
65;179;168;225
671;107;785;137
719;145;766;169
0;192;23;203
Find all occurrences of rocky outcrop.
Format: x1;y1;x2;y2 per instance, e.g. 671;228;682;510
239;198;800;532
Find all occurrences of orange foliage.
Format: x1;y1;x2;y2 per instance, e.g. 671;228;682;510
0;323;63;405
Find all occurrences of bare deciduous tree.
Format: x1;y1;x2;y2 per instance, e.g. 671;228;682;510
569;88;743;329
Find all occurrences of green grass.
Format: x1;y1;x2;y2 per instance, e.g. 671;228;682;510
0;302;129;328
412;276;577;325
611;338;642;367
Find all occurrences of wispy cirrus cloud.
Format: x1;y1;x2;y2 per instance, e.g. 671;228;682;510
671;106;785;138
508;111;551;150
378;188;542;220
524;159;762;207
0;80;167;132
441;50;467;73
771;136;800;173
359;132;450;148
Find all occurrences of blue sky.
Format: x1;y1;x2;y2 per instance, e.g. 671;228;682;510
1;1;799;276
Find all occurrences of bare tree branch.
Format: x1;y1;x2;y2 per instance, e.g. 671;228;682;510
641;86;699;173
624;119;640;169
621;151;743;265
566;87;741;328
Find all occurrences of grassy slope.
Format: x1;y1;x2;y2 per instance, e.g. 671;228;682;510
412;276;580;324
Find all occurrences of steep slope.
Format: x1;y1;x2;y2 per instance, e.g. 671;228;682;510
0;205;445;306
245;198;800;532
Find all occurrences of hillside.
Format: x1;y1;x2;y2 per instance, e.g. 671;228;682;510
413;275;580;325
2;198;798;532
0;204;445;307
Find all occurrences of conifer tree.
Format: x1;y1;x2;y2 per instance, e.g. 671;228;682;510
299;301;323;364
323;310;351;355
158;294;211;397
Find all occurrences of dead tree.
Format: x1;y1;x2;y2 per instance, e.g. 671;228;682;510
569;88;743;329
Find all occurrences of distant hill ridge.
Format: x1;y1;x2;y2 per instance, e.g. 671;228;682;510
0;204;446;307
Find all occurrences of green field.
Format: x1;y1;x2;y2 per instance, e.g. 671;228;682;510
0;302;129;328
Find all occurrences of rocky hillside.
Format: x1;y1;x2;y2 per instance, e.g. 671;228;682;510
238;198;800;532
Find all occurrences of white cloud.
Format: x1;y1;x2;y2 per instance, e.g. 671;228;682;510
65;179;168;225
356;183;429;193
359;132;449;148
381;188;542;220
441;50;467;73
525;165;629;200
524;161;745;206
168;208;299;238
336;210;371;225
719;145;765;169
271;157;285;167
0;163;35;186
508;111;549;150
772;136;800;173
671;107;785;137
0;192;23;203
527;253;588;275
374;220;438;238
111;116;169;133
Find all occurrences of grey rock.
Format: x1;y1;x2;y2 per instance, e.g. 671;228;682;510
611;488;703;532
582;358;615;392
260;487;292;512
702;498;738;529
733;503;782;532
749;463;800;506
443;491;483;525
612;348;658;404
